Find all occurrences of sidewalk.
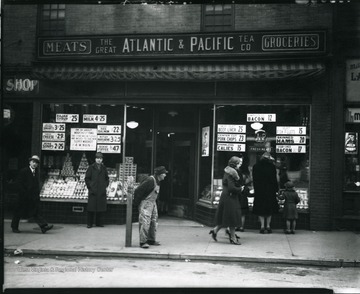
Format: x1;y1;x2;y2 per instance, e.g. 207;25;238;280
3;216;360;267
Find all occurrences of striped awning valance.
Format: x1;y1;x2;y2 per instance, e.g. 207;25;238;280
31;62;325;81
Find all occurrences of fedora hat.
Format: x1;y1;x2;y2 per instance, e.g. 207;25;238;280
29;155;40;163
154;166;168;175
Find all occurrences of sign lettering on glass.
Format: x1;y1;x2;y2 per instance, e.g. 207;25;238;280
97;135;121;144
83;114;107;124
56;114;79;123
276;136;306;144
247;114;276;122
42;123;65;132
97;125;122;134
276;145;306;153
97;144;121;154
42;142;65;151
276;126;306;135
217;143;246;152
217;133;246;142
217;124;246;133
42;132;65;142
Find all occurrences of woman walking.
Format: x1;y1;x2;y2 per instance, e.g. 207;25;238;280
209;156;244;245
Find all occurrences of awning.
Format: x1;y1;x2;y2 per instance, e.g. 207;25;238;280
31;62;325;81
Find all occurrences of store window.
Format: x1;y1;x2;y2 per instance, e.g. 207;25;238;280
199;105;310;211
202;4;234;32
38;4;65;36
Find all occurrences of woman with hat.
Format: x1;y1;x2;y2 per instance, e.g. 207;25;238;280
85;152;109;228
11;155;53;234
209;155;244;245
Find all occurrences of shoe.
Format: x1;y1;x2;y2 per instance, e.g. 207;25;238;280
260;228;265;234
41;224;53;234
291;230;295;234
230;238;241;245
225;229;240;240
140;243;149;249
285;230;291;234
209;229;217;242
87;225;92;229
148;240;161;246
266;227;272;234
12;228;20;233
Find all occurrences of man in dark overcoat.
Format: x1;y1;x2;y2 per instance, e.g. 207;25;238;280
11;155;53;234
85;152;109;228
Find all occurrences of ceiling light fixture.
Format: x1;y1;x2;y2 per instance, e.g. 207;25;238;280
127;121;139;129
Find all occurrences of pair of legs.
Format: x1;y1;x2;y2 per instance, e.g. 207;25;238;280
285;219;296;233
11;207;49;232
239;215;246;231
87;211;104;228
210;225;240;245
139;199;159;247
258;215;272;233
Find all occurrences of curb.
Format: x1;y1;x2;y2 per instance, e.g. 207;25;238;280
4;248;359;268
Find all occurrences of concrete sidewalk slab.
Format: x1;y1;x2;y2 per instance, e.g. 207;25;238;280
4;217;360;267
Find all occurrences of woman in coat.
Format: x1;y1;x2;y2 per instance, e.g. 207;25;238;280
209;156;244;245
252;152;279;234
85;152;109;228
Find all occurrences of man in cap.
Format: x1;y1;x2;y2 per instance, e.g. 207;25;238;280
85;152;109;228
11;155;53;234
133;166;168;248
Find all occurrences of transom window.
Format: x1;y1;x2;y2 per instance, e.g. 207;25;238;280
39;4;65;36
202;4;234;32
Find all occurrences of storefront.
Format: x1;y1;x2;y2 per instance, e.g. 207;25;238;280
3;28;330;229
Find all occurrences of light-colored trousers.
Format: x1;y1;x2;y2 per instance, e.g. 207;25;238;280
139;199;158;244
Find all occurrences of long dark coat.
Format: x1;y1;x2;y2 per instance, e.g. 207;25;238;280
215;166;243;227
252;158;279;216
85;163;109;212
15;166;41;218
279;188;301;220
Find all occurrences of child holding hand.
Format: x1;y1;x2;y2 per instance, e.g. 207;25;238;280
278;181;301;234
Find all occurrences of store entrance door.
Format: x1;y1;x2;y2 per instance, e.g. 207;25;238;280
155;106;196;219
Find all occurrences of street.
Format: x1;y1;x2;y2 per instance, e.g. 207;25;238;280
3;254;360;293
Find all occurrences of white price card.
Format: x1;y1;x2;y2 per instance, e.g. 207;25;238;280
83;114;107;124
276;126;306;135
217;124;246;133
42;132;65;142
56;114;79;123
97;134;121;144
276;145;306;153
276;136;306;144
217;133;246;142
43;123;65;132
217;143;246;152
42;142;65;151
247;113;276;122
70;128;97;151
97;144;121;153
97;125;122;134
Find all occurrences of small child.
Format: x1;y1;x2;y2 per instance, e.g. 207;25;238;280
278;181;301;234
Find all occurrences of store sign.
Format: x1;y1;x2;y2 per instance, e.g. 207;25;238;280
43;123;66;132
97;144;121;154
97;134;121;144
37;31;326;59
276;145;306;153
247;114;276;122
345;108;360;123
5;78;39;93
346;59;360;102
42;132;66;142
97;125;122;134
217;143;246;152
217;124;246;133
56;114;79;123
217;133;246;142
276;126;306;135
83;114;107;124
42;142;65;151
70;128;97;151
276;136;306;144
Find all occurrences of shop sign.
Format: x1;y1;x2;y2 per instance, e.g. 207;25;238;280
43;123;65;132
217;143;246;152
97;134;121;144
276;126;306;135
276;136;306;144
217;124;246;133
97;125;122;134
217;133;246;143
345;108;360;123
37;30;326;60
276;145;306;153
83;114;107;124
70;128;97;151
42;142;65;151
345;132;358;154
5;78;39;94
42;132;65;142
97;144;121;154
247;114;276;122
346;59;360;102
56;114;79;123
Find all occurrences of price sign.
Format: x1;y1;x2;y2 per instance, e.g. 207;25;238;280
217;124;246;133
97;134;121;144
43;123;65;132
97;125;122;134
217;133;246;142
247;113;276;122
276;126;306;135
83;114;107;124
276;145;306;153
70;128;97;151
276;136;306;144
56;114;79;123
217;143;246;152
42;132;65;142
42;142;65;151
97;144;121;153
